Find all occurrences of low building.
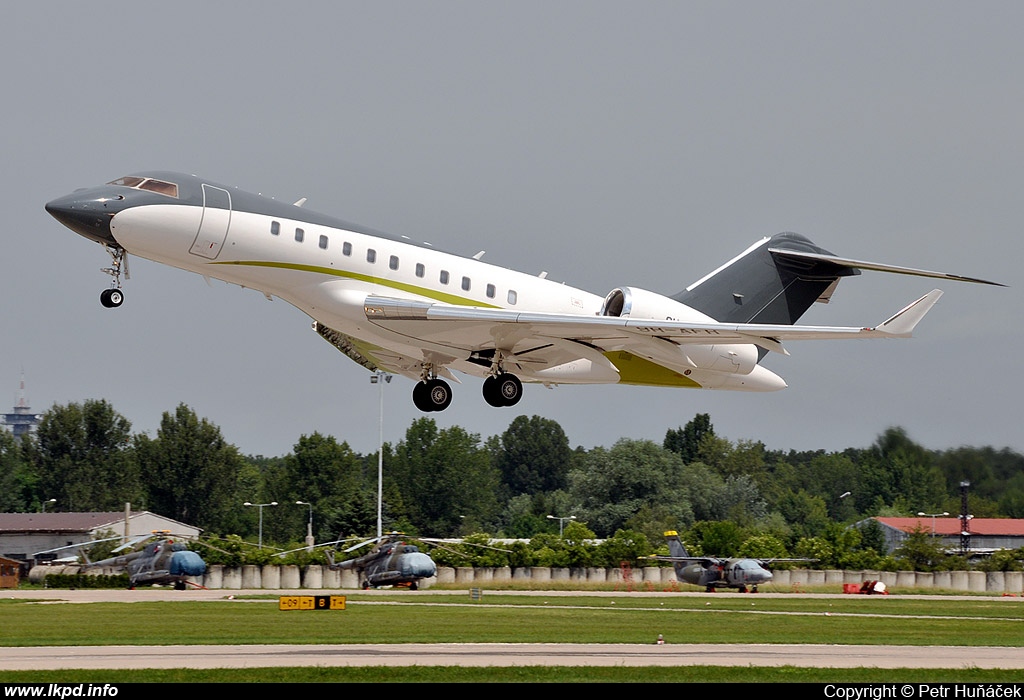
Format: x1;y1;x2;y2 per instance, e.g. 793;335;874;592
869;517;1024;554
0;555;21;587
0;511;201;564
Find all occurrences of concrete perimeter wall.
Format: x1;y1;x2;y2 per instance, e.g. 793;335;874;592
180;565;1024;593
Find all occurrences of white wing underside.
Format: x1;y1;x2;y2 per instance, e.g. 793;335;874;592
357;289;943;378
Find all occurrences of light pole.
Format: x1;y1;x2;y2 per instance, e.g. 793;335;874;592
40;498;56;513
547;514;576;536
917;511;949;537
370;370;391;539
296;501;314;550
244;501;277;549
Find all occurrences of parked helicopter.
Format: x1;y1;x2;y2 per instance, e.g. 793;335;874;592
34;531;207;590
318;532;510;590
326;533;438;590
645;531;815;593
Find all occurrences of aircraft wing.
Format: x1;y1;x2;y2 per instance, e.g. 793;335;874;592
362;289;944;361
642;555;721;565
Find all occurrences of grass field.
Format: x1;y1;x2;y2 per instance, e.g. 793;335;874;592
2;591;1023;683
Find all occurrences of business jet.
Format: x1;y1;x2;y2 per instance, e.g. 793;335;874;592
45;172;1000;412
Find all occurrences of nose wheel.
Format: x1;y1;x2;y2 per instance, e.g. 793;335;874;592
100;288;124;308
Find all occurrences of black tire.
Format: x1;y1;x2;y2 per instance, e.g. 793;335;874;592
412;381;433;412
100;289;124;308
482;376;504;407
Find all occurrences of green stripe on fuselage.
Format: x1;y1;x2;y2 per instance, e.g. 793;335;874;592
212;260;501;308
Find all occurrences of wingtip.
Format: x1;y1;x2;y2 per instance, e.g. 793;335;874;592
876;289;943;336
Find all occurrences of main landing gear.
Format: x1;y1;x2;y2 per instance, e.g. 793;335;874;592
412;378;453;412
99;245;128;308
410;368;524;413
482;372;522;407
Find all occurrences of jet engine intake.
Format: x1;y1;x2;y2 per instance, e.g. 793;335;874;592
601;287;758;375
601;287;710;323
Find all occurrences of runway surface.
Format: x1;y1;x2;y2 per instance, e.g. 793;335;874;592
3;589;1022;670
2;642;1021;670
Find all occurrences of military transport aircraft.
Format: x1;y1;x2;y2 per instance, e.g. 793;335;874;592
45;172;1001;412
645;531;815;593
34;532;207;589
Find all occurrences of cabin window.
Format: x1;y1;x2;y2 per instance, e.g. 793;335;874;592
415;263;425;278
462;276;471;291
486;283;496;299
367;249;376;263
343;242;352;256
318;235;328;250
389;255;399;271
440;270;450;285
270;221;280;236
295;228;304;242
508;290;518;305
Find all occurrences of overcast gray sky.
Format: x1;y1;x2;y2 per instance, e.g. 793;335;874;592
3;2;1020;458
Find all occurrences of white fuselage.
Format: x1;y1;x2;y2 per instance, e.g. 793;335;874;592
109;202;616;379
96;187;785;392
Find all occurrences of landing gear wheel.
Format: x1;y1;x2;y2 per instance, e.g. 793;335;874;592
413;379;453;412
482;373;522;407
425;378;452;411
100;288;124;308
482;376;503;407
412;381;432;411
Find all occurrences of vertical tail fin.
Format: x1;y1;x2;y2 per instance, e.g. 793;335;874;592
665;530;689;558
672;233;861;325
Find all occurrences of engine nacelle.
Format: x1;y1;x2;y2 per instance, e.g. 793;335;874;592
601;286;713;323
601;287;758;375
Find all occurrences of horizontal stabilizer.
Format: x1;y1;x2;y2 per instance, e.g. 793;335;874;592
768;248;1005;286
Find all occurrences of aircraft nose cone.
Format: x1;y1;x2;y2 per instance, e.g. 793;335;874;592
45;192;119;245
402;553;437;578
169;551;206;577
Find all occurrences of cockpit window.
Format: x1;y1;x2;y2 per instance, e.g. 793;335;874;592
108;176;146;188
107;176;179;198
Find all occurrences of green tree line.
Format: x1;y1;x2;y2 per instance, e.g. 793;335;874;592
3;402;1023;570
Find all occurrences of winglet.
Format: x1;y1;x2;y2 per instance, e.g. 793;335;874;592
875;289;943;336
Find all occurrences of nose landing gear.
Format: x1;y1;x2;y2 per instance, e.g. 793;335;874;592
99;245;128;308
